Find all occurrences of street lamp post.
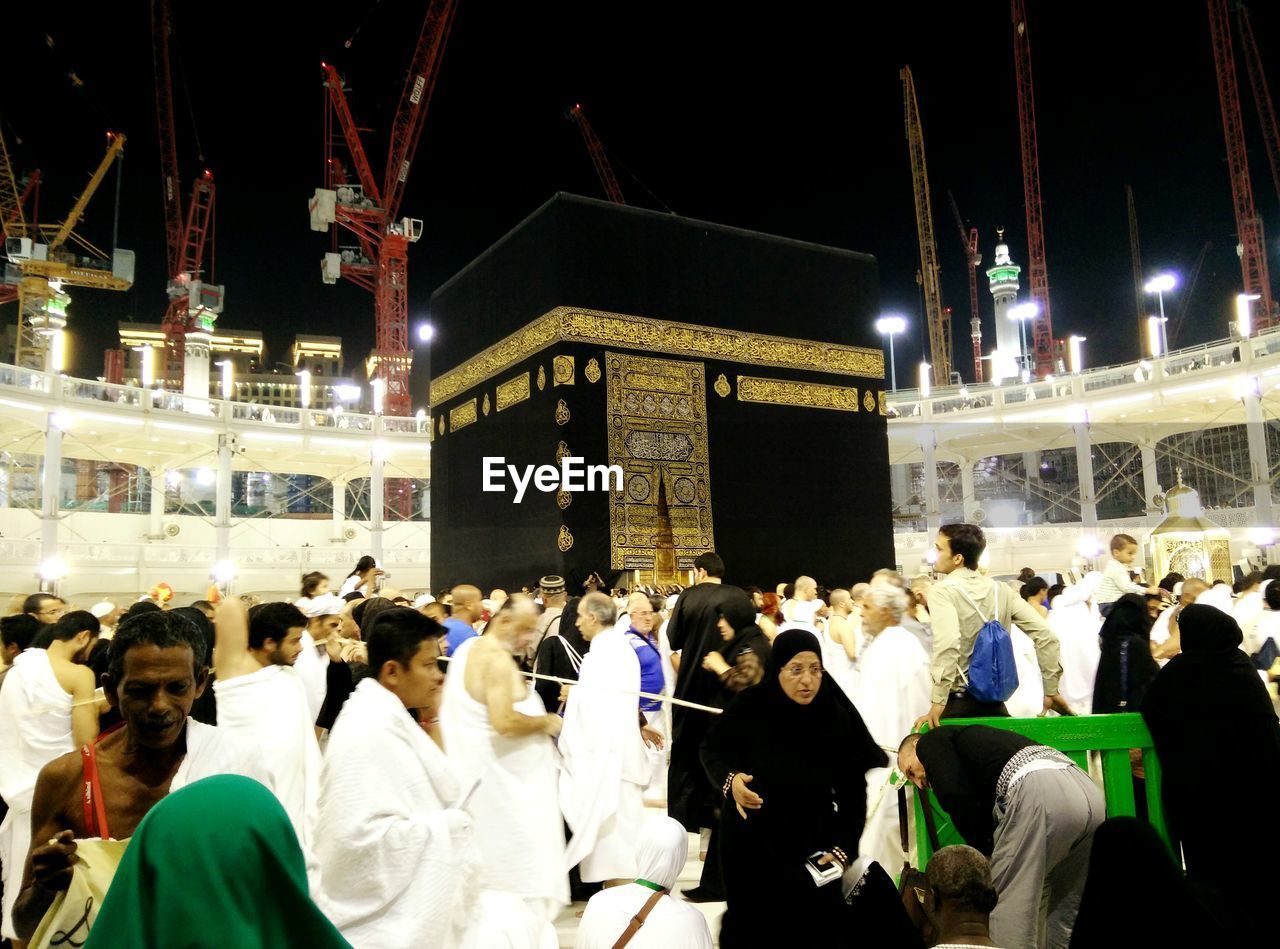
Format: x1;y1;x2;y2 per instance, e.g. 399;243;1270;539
416;322;435;417
1008;302;1038;379
1067;335;1086;374
874;315;906;391
1144;273;1176;354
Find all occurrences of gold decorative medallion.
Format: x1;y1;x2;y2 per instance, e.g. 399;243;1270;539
863;389;875;412
714;373;731;398
553;355;575;386
449;399;478;431
495;372;531;411
736;376;860;412
555;399;571;426
438;415;446;436
555;440;570;464
878;390;887;415
482;393;491;416
556;489;572;509
537;365;547;391
430;306;884;404
606;352;714;573
585;358;601;383
557;524;574;552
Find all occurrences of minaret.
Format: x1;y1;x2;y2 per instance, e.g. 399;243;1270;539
986;228;1023;380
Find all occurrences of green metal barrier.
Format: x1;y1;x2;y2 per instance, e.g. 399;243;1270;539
911;713;1175;867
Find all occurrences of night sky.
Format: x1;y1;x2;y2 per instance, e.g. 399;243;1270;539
3;1;1278;389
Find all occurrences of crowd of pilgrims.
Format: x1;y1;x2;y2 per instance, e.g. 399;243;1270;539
0;526;1278;948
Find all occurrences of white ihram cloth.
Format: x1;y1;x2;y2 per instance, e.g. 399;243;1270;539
212;664;322;859
440;637;568;921
850;626;930;872
0;650;75;939
1050;588;1102;713
293;631;330;724
818;617;860;701
575;816;713;949
1234;582;1270;654
559;626;648;882
1006;623;1047;718
316;678;476;949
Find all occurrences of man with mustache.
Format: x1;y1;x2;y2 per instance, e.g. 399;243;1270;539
10;610;264;942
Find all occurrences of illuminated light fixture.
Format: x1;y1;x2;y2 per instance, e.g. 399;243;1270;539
1162;378;1231;397
78;410;144;426
134;345;155;388
1095;391;1154;409
371;378;385;415
874;314;907;391
1232;375;1260;400
1067;335;1086;374
371;439;391;461
212;560;238;584
154;420;213;434
166;470;182;488
297;369;312;409
1075;536;1103;559
919;361;931;399
335;384;361;403
1235;293;1260;339
243;431;302;443
1146;316;1166;358
215;359;233;399
416;323;435;344
1143;273;1177;295
50;330;66;373
0;398;43;412
1248;526;1276;548
39;556;68;582
195;468;216;487
49;410;74;431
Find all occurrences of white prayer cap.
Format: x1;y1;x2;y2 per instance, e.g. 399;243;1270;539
634;816;689;891
90;601;116;619
299;592;345;618
413;592;436;609
1172;581;1184;598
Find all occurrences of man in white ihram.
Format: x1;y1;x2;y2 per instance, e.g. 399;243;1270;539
559;592;659;884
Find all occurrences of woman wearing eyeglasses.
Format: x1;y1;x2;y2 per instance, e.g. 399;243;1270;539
700;629;887;946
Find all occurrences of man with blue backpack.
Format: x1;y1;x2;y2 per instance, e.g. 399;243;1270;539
916;523;1072;731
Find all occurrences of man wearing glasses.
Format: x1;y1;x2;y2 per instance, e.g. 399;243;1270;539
623;592;668;803
23;594;66;626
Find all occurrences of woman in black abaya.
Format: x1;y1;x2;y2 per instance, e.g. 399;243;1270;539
698;590;772;696
701;629;887;946
1092;593;1160;713
1141;604;1280;941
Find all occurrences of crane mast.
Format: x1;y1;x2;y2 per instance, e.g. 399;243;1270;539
567;105;625;205
900;66;950;388
1236;3;1280;210
1206;0;1274;327
947;191;982;383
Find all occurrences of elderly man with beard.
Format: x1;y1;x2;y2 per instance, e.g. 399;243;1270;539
10;610;264;942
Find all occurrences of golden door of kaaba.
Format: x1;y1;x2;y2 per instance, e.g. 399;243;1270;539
605;351;714;586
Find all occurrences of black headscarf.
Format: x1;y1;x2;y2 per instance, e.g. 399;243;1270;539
716;591;770;665
1092;593;1159;713
1069;818;1233;946
1141;605;1280;938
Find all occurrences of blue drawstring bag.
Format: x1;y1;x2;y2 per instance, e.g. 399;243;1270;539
958;585;1020;703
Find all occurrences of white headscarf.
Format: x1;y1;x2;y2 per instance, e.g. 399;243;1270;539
635;816;689;890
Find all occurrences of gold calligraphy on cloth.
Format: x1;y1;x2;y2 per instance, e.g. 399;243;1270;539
449;399;478;431
736;376;861;412
495;372;531;412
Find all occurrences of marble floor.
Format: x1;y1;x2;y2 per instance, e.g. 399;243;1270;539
553;829;724;947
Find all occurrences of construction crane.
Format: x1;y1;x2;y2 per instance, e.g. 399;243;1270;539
310;0;457;418
1010;0;1055;374
1236;3;1280;208
3;131;133;371
1125;184;1143;334
0;128;41;307
1207;0;1274;328
947;191;982;382
900;66;950;388
152;0;220;391
566;104;625;205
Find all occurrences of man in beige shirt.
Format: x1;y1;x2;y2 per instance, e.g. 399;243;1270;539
917;523;1071;729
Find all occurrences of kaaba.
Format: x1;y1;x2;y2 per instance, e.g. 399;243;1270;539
428;193;893;592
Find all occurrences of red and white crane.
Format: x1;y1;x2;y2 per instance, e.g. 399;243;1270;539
310;0;458;417
566;104;625;205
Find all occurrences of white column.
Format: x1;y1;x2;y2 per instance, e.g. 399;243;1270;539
331;478;346;540
1074;418;1098;528
1141;442;1161;516
959;459;978;522
42;415;63;566
216;435;233;564
369;456;385;563
149;467;166;539
922;436;941;537
183;331;212;404
1243;381;1275;525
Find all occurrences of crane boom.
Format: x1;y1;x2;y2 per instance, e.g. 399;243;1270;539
151;0;184;278
901;66;950;387
567;105;626;205
1207;0;1274;327
322;64;382;205
947;191;981;382
1011;0;1054;374
1125;184;1143;329
0;126;28;241
1237;4;1280;209
46;133;124;253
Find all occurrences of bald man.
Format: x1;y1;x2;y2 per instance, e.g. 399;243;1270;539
442;584;482;655
785;576;822;627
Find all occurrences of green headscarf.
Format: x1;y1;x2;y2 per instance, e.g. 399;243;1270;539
86;774;350;948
